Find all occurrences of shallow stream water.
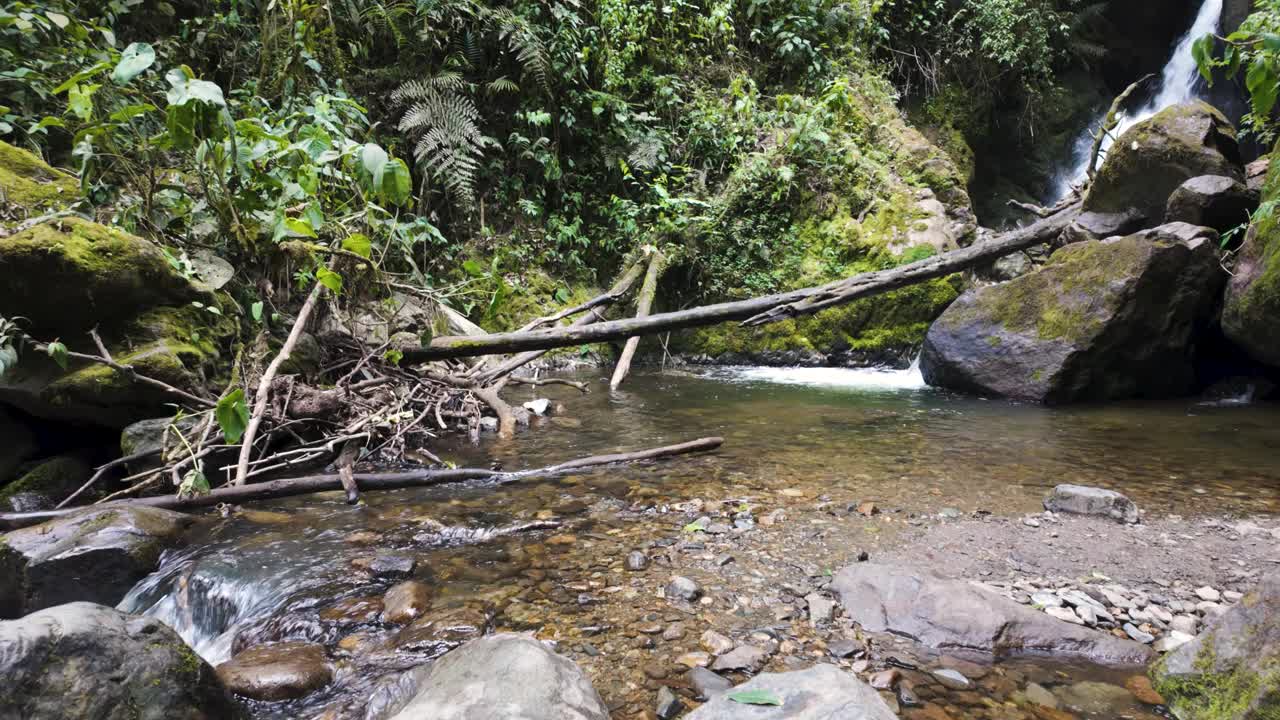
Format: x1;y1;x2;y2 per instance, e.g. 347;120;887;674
119;367;1280;718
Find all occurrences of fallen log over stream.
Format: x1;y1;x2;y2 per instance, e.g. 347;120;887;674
402;203;1081;361
0;436;724;531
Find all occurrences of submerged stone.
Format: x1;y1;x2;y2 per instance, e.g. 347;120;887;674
0;505;191;618
0;601;233;720
216;640;333;701
921;223;1225;403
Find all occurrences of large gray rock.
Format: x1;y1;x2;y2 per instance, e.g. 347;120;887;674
685;664;896;720
0;505;191;618
0;454;92;512
387;633;609;720
1044;484;1140;524
1060;208;1147;245
921;224;1225;403
1086;101;1244;222
831;564;1151;665
686;661;896;717
1222;142;1280;368
0;602;234;720
1165;175;1257;235
1154;571;1280;719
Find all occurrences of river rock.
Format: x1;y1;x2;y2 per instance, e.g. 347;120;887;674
666;575;702;602
711;644;770;672
1154;571;1280;719
1165;174;1257;234
387;633;609;720
0;453;92;512
831;563;1151;664
1222;142;1280;368
216;640;333;701
1085;101;1244;222
0;601;233;719
1060;208;1147;245
688;666;734;699
0;505;192;618
381;580;434;624
921;224;1224;403
0;217;203;338
1057;681;1133;715
685;663;897;719
1043;484;1140;524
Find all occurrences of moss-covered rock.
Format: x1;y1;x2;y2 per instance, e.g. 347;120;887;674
0;602;234;720
0;505;192;618
921;223;1226;403
1153;571;1280;720
0;302;238;428
0;141;78;215
1086;101;1244;222
1223;141;1280;367
0;454;92;513
677;275;961;366
0;217;204;337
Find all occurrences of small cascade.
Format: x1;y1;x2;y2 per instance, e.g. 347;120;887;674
707;357;927;391
1050;0;1223;200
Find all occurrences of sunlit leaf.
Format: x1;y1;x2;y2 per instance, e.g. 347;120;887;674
215;388;250;443
728;690;782;706
342;233;372;259
112;42;156;85
45;341;68;369
283;217;317;238
251;301;264;323
316;267;343;295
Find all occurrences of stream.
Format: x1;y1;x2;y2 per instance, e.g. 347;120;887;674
118;366;1280;718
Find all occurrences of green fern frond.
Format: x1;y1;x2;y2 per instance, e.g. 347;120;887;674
396;84;486;209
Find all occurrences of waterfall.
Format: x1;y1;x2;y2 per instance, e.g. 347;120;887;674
1049;0;1223;200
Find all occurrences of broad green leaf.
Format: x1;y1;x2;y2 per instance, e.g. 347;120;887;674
52;62;111;94
1191;34;1214;85
316;267;343;295
727;690;782;706
109;104;155;122
1264;33;1280;53
215;388;250;443
178;468;210;497
68;83;99;121
342;233;372;259
251;301;264;323
45;341;68;369
554;287;571;303
45;11;69;28
383;348;404;366
382;158;412;206
283;217;317;238
1246;57;1280;119
112;42;155;85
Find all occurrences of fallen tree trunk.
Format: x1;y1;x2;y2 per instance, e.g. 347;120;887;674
610;250;664;390
0;436;723;530
402;204;1081;361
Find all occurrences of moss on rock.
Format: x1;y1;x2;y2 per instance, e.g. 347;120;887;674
0;217;203;336
0;455;93;513
1223;140;1280;367
0;141;78;214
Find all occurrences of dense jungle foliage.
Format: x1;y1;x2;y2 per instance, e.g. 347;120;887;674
1;0;1272;324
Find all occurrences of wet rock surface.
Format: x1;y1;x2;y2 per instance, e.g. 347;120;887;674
216;641;334;701
0;601;233;720
386;633;610;720
0;505;191;618
1043;484;1140;524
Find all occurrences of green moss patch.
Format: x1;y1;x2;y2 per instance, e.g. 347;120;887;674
0;141;78;214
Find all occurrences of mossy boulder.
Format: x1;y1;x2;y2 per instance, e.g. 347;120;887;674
0;217;203;337
0;141;78;215
0;505;192;618
0;602;235;720
1085;101;1244;222
1223;141;1280;367
677;275;962;366
921;223;1226;403
1153;571;1280;720
1;303;237;427
0;454;92;513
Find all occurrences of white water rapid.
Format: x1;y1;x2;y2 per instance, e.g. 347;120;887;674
1049;0;1223;200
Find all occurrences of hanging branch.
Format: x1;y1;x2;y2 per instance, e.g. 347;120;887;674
610;249;664;391
1086;74;1156;183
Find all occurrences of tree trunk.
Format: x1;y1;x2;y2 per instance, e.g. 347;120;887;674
609;250;664;390
402;205;1080;362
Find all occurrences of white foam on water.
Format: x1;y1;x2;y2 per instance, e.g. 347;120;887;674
706;361;927;392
